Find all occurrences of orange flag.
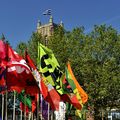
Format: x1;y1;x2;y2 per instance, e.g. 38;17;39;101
67;62;88;104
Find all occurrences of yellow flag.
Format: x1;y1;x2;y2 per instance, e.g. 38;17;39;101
37;43;64;94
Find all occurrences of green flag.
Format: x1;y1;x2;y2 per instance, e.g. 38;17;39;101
37;43;64;94
18;90;32;108
65;62;83;108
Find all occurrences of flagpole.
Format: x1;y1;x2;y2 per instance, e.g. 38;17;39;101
51;110;53;120
37;42;42;120
28;111;31;120
31;112;33;120
40;94;43;120
48;102;50;120
5;40;8;120
1;35;6;120
20;109;22;120
37;93;39;120
44;36;50;120
2;94;4;120
13;91;16;120
24;94;26;120
5;91;7;120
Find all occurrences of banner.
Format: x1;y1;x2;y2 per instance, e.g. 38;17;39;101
37;43;64;95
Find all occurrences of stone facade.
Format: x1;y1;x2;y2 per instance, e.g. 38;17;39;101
36;16;63;38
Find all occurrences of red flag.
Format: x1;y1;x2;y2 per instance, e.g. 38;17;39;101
25;51;48;98
20;101;36;114
61;94;82;110
30;93;37;112
0;66;6;86
45;82;60;110
0;40;7;93
20;102;29;114
31;101;36;112
0;66;7;93
0;40;39;94
0;40;6;59
18;90;37;113
25;51;60;110
61;77;82;110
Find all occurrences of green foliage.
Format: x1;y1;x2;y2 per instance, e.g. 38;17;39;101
47;25;120;118
16;42;27;57
16;24;120;119
81;25;120;119
27;32;43;64
86;25;120;104
16;32;44;64
48;26;68;70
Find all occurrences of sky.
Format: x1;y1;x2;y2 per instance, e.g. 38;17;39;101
0;0;120;48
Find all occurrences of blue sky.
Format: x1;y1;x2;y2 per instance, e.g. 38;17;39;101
0;0;120;48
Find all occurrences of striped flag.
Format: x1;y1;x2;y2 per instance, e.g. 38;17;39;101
64;62;88;109
66;62;88;104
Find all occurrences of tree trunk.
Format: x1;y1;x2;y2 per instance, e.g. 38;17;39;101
94;105;101;120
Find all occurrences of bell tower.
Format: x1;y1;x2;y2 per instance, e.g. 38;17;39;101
36;16;63;37
37;16;54;37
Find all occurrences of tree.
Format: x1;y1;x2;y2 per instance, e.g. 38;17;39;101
16;42;27;57
27;32;44;65
15;24;120;119
48;26;69;70
81;25;120;119
16;32;44;64
47;25;120;119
